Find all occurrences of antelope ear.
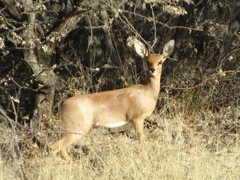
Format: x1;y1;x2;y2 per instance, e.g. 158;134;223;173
162;40;175;58
127;37;149;58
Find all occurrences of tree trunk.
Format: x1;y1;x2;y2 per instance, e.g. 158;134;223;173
22;1;56;129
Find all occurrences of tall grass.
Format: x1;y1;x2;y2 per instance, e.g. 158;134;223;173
1;112;239;179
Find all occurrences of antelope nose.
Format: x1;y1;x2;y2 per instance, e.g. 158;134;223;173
150;68;155;73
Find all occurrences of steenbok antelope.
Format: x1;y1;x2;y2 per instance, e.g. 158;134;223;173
50;38;175;162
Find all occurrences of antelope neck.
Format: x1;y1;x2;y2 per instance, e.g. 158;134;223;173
146;71;161;99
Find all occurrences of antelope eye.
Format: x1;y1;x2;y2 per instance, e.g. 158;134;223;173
158;60;162;65
147;61;151;66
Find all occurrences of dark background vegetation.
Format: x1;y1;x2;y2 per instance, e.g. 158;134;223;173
0;0;239;177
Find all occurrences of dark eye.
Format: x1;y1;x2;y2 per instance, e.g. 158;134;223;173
158;60;162;65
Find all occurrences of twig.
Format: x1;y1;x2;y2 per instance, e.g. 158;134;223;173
0;102;27;180
10;96;18;122
85;15;94;53
118;13;151;49
9;96;28;180
0;106;14;123
149;3;157;49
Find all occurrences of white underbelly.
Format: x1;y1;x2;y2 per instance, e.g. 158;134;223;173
98;121;128;128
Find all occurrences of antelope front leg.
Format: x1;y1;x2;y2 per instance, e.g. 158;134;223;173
133;118;145;142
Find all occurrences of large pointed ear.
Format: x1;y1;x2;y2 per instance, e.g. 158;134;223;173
127;37;149;58
162;40;175;58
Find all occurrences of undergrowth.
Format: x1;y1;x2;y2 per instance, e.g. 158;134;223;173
0;108;239;179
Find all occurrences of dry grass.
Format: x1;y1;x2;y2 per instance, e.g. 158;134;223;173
0;113;240;179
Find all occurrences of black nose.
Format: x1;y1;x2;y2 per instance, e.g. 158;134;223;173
150;68;155;73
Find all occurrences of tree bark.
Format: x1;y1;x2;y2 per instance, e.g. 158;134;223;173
100;4;121;66
22;1;56;128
